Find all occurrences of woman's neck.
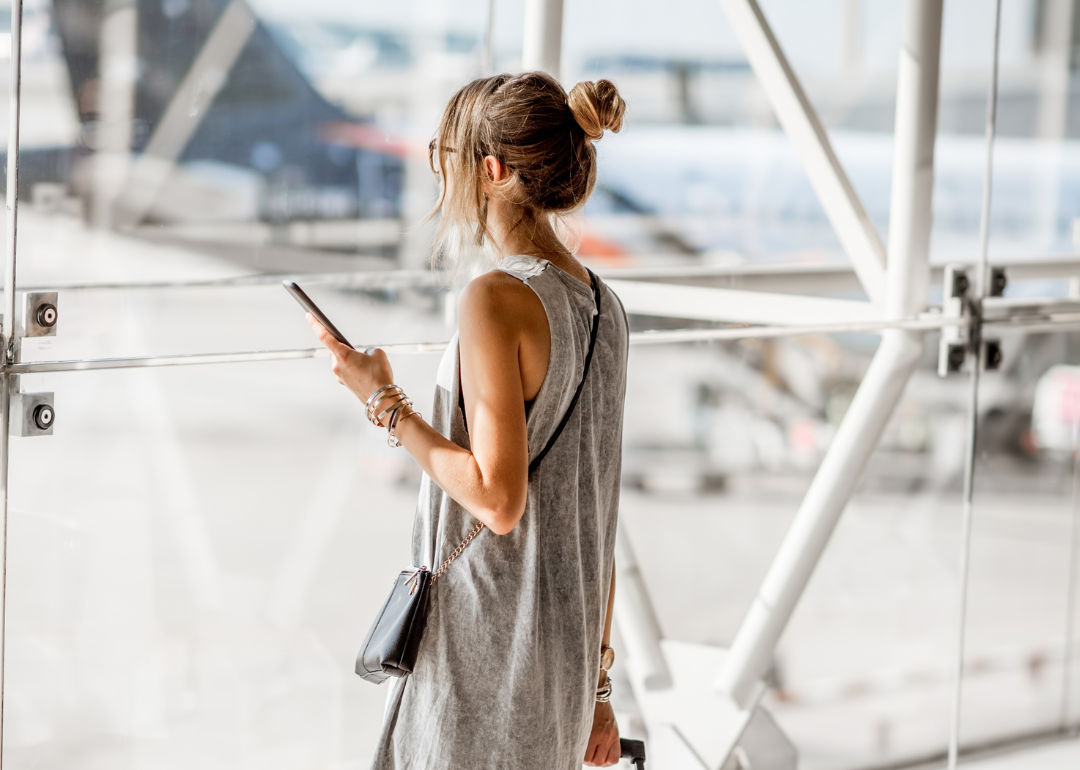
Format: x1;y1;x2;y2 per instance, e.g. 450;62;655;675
487;199;573;264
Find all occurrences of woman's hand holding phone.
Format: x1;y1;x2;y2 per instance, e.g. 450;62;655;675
305;313;395;408
285;279;395;407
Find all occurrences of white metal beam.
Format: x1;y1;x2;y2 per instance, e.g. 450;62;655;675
522;0;563;77
886;0;942;319
716;0;887;305
613;525;671;692
604;278;878;326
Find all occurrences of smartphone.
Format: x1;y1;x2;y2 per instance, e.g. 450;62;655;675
283;279;355;349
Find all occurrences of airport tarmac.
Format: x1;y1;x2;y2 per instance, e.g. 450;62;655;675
0;209;1077;768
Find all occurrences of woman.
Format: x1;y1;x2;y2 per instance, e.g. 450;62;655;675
307;71;630;769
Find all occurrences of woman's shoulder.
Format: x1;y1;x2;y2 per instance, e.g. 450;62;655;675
457;266;546;338
459;265;538;307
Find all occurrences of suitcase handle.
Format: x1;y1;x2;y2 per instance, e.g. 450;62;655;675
619;738;646;768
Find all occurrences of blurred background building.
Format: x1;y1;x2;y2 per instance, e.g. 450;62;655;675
0;0;1077;768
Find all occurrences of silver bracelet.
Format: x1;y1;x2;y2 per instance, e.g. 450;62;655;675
388;407;421;448
365;385;403;425
365;384;397;411
375;394;410;427
595;676;613;703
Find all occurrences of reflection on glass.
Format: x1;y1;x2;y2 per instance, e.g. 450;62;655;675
957;331;1080;751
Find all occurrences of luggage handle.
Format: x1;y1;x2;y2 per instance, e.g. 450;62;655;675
619;738;646;769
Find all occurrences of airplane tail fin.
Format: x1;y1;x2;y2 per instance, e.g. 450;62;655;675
49;0;400;223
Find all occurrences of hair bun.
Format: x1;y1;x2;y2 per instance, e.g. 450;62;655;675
568;79;625;141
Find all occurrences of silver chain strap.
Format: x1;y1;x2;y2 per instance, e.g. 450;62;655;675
430;520;486;584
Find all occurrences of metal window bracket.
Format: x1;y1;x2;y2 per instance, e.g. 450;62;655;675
21;291;58;338
8;291;58;436
10;388;54;436
937;265;1005;376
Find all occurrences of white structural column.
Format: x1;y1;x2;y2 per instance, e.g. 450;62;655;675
3;0;22;359
522;0;563;77
93;0;138;229
716;0;887;306
1035;0;1074;142
716;0;942;714
0;3;22;760
885;0;941;321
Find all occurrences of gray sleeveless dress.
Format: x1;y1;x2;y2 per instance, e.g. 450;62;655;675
370;254;630;769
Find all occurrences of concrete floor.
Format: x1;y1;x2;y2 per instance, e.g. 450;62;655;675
930;735;1080;769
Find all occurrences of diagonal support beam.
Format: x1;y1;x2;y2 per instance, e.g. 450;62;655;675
716;0;887;306
715;329;924;708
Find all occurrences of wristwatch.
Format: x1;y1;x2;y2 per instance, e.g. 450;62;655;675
600;644;615;673
596;645;616;703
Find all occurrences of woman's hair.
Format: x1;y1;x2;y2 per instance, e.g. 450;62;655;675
426;71;626;276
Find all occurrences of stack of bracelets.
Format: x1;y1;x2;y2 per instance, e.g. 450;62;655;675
364;384;422;447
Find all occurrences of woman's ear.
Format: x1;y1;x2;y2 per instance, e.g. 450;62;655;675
482;155;506;188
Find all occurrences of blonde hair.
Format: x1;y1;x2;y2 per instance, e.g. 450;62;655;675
426;72;625;278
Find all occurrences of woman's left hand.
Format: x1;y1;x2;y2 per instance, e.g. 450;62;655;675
584;700;621;767
306;313;395;409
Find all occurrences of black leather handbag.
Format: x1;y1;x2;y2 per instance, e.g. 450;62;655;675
355;267;602;684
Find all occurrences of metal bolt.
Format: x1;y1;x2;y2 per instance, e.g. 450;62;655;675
984;340;1002;371
948;345;966;371
32;403;54;430
990;268;1007;297
35;303;57;328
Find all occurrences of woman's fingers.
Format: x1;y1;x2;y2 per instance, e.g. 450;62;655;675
604;738;621;766
583;739;598;765
584;736;619;768
306;314;349;353
306;314;396;401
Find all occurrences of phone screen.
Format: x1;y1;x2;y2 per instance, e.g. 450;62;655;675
283;280;354;348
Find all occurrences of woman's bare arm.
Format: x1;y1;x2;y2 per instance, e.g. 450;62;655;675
306;268;543;535
391;272;539;535
586;561;620;766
